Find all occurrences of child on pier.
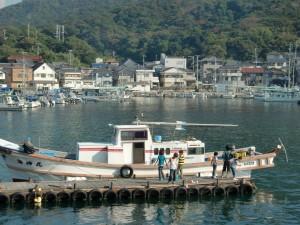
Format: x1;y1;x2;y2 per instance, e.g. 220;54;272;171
154;149;167;181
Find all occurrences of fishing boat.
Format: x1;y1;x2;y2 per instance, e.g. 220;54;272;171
262;86;300;102
0;120;281;182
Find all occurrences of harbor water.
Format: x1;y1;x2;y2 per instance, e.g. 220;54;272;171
0;98;299;224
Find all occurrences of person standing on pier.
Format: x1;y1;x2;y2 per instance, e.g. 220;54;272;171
178;150;185;179
154;149;167;181
221;144;234;178
168;153;178;184
211;152;218;179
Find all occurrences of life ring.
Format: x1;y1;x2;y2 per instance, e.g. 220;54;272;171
120;165;133;178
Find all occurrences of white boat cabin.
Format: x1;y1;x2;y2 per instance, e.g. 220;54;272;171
77;124;205;165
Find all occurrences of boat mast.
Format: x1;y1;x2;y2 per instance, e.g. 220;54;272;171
288;44;292;88
292;42;298;87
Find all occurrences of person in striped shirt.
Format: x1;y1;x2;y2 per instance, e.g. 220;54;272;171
178;150;185;179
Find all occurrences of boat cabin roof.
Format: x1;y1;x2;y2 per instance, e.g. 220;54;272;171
114;125;149;130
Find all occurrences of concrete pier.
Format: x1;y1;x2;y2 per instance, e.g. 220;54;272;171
0;177;256;207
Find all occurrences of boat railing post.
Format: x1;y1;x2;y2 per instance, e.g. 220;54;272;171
146;181;150;189
110;182;113;190
73;183;77;190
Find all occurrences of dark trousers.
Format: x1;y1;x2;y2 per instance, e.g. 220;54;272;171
168;169;176;182
158;166;164;180
212;164;217;177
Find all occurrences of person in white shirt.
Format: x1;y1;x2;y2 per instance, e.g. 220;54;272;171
168;153;178;184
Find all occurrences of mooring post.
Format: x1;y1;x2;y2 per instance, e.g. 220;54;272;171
73;183;77;190
110;182;113;190
182;180;185;187
146;181;150;189
216;178;219;187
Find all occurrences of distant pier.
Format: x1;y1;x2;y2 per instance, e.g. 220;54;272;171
0;177;256;207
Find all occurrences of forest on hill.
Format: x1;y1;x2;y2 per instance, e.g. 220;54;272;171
0;0;299;65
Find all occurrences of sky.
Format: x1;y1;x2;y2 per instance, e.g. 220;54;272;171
0;0;22;9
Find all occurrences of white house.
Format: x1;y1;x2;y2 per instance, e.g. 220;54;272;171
160;67;196;89
216;65;244;94
160;53;187;69
60;71;83;90
135;69;159;90
32;63;59;91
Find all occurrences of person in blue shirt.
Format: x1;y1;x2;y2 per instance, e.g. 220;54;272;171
154;149;167;180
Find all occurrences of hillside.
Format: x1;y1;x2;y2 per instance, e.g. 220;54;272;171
0;0;299;65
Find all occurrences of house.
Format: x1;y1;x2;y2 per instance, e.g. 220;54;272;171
5;63;33;90
266;53;287;70
241;66;265;86
114;59;141;87
59;70;83;90
0;68;5;87
135;69;159;91
31;63;59;91
216;65;244;94
160;67;196;89
7;55;43;67
200;56;223;83
160;53;186;69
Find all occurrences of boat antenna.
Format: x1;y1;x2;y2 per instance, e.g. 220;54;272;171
278;137;288;163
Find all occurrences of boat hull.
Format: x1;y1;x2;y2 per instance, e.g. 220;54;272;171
0;149;277;181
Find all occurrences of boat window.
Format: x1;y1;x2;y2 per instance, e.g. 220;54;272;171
188;147;204;155
165;148;171;155
121;130;148;141
26;161;32;166
17;159;23;164
154;148;159;155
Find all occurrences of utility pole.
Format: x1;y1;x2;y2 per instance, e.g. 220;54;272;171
61;25;65;42
22;51;26;93
3;29;7;40
188;56;195;71
27;23;30;38
195;55;200;89
254;48;258;67
214;56;217;84
69;49;73;65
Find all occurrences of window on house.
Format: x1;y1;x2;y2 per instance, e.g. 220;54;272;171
165;148;170;155
41;73;46;78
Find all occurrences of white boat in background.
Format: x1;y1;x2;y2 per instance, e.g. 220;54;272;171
0;94;24;111
0;120;281;182
262;86;300;102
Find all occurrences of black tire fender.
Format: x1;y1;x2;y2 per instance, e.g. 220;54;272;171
120;165;133;178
